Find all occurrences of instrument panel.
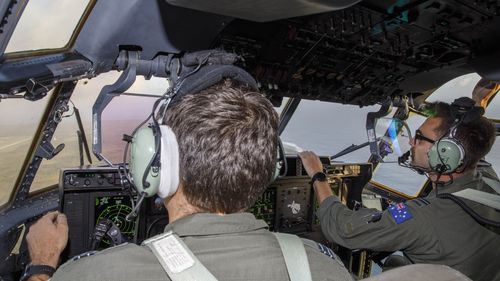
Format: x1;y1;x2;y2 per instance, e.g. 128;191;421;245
59;168;135;258
60;157;372;264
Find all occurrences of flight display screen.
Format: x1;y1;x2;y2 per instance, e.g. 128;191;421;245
94;195;136;247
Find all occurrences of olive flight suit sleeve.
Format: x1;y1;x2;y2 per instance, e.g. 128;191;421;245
317;195;438;254
301;238;354;281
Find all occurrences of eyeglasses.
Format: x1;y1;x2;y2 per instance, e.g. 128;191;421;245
413;129;435;144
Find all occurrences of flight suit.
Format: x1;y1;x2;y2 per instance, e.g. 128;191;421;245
318;170;500;281
52;213;353;281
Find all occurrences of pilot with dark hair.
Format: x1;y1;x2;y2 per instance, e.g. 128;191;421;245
299;97;500;281
24;79;353;281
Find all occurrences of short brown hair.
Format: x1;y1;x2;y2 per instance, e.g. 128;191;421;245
432;101;495;171
163;79;279;213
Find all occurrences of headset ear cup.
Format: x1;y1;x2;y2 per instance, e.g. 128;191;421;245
428;138;465;173
129;127;161;197
157;125;180;198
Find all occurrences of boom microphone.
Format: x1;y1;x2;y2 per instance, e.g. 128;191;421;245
398;151;410;165
398;150;426;175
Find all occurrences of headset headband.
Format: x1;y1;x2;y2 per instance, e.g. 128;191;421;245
450;97;484;125
169;64;258;107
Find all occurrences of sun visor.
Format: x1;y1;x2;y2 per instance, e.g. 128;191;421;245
165;0;360;22
470;50;500;82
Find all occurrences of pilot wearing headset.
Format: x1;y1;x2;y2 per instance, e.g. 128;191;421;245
299;97;500;281
23;60;353;281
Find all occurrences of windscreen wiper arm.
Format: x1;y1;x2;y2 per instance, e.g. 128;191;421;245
74;107;92;165
330;138;380;161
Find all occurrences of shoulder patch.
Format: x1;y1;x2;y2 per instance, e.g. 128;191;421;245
388;202;413;224
317;243;336;260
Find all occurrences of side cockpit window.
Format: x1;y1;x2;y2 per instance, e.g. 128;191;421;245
483;87;500;174
370;73;499;198
0;92;51;207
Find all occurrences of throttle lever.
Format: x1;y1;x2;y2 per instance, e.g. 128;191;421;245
91;219;126;250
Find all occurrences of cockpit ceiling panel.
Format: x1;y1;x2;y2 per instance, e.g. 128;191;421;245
212;0;500;106
74;0;231;73
165;0;361;22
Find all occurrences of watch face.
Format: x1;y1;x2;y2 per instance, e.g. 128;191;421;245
311;171;327;183
317;172;327;181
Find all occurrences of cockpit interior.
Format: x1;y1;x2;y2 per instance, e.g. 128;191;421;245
0;0;499;280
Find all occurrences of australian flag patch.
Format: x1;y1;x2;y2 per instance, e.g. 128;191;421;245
388;202;413;224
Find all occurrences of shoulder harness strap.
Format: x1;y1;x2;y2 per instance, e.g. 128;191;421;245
273;232;312;281
142;231;218;281
483;177;500;195
143;231;312;281
453;188;500;210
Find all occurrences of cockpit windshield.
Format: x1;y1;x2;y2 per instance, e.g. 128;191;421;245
5;0;91;54
280;100;382;163
425;73;481;104
485;95;500;120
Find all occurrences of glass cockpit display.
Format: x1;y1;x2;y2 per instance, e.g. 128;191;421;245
94;195;136;247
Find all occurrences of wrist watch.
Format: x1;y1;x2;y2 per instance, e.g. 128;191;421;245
20;264;56;281
310;170;327;185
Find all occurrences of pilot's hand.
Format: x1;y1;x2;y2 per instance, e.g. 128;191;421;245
26;211;69;268
298;151;324;177
299;151;333;204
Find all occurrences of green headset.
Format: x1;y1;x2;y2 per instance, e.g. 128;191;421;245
427;97;484;174
128;64;285;198
427;132;465;174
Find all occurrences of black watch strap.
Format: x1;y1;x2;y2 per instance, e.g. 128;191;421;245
310;170;327;185
20;264;56;281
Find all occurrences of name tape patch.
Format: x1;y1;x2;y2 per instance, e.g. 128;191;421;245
151;234;195;274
